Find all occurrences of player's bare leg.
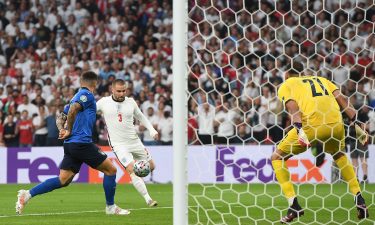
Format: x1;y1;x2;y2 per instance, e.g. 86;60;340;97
332;152;369;219
271;149;304;223
16;169;75;215
96;158;130;215
127;160;157;207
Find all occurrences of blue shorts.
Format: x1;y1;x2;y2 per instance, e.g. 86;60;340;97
60;143;107;173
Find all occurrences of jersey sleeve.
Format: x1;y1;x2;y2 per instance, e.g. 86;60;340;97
63;104;70;115
320;77;338;94
132;99;158;137
277;82;292;105
70;92;94;110
96;98;104;112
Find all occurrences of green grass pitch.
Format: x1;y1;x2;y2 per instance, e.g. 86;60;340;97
0;183;374;224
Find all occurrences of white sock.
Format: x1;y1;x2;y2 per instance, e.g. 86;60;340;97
130;173;152;203
288;197;295;206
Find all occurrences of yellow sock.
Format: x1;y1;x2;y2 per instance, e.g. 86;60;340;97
335;154;361;195
272;160;296;202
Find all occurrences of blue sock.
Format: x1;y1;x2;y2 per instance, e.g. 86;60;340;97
103;175;116;205
29;177;62;197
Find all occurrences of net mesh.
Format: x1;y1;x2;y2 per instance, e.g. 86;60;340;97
187;0;374;224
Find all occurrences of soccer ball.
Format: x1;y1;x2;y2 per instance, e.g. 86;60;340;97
133;160;151;177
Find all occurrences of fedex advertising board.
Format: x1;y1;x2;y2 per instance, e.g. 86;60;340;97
1;145;374;184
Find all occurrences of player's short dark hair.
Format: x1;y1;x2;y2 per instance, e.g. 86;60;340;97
81;71;98;83
288;61;304;76
112;79;126;87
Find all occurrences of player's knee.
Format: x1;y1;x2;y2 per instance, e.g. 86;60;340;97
106;166;117;176
271;152;281;161
59;176;74;187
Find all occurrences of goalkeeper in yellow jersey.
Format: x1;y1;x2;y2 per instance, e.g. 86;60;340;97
271;62;369;223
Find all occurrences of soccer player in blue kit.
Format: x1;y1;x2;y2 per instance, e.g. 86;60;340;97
16;71;129;215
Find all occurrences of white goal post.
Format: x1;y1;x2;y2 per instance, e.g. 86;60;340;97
173;0;188;224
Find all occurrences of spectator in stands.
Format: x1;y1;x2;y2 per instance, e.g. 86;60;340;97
196;101;216;145
17;110;34;147
45;103;61;146
246;97;268;143
33;105;47;146
142;107;159;146
158;110;173;145
3;114;17;147
214;101;241;144
17;95;38;117
230;124;251;144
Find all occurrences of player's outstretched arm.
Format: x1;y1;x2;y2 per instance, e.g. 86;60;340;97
132;100;158;139
285;100;310;147
333;90;368;145
332;90;356;120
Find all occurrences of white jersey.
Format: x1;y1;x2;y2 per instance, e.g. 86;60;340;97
97;96;158;147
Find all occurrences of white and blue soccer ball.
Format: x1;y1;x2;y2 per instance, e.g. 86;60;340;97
133;160;151;177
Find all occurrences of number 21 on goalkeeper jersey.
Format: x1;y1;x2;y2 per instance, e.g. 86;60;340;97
277;76;342;126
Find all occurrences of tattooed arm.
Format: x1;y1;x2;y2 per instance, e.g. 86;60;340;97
56;112;67;131
59;103;82;140
66;103;82;132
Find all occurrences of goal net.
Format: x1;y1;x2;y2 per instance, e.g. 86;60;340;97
186;0;374;224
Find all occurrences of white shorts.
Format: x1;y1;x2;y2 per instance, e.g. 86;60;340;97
112;139;152;167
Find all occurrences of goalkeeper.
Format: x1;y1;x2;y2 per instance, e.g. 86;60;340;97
271;62;369;223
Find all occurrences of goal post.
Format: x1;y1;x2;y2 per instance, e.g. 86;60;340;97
173;0;188;224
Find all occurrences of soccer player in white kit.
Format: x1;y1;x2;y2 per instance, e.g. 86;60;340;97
97;79;158;207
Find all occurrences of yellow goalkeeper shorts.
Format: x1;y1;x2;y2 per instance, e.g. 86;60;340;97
277;123;345;155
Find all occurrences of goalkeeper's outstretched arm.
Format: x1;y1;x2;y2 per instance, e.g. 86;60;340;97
332;90;356;121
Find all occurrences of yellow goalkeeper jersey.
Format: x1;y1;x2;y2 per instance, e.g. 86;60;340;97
277;76;342;126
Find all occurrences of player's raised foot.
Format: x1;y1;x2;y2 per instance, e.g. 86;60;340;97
355;193;369;219
147;199;158;207
16;190;31;215
105;204;130;215
281;198;304;224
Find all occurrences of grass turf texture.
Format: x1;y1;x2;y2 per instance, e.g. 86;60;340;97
1;184;374;224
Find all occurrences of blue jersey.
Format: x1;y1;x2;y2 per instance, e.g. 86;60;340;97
63;87;96;143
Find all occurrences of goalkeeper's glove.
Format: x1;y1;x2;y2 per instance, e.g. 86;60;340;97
350;115;368;145
294;122;311;147
354;122;368;145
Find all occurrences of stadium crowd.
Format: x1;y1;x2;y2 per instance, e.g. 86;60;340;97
0;0;373;147
0;0;174;147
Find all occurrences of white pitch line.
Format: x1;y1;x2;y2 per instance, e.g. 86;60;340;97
0;206;173;218
0;205;356;218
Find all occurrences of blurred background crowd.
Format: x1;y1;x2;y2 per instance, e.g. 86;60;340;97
188;0;375;145
0;0;173;147
0;0;373;147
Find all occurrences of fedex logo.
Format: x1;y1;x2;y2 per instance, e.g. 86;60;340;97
7;148;88;183
215;147;327;183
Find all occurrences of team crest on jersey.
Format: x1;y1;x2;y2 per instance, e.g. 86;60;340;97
80;95;87;102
